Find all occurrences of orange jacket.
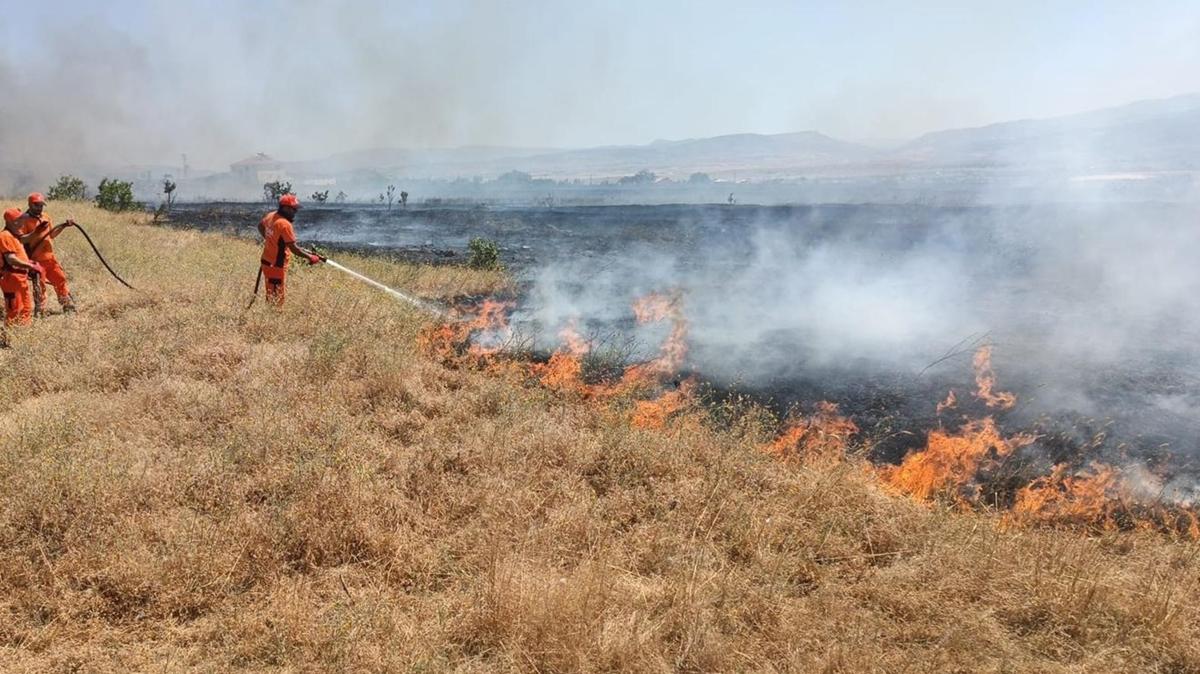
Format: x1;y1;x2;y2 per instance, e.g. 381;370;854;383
0;229;31;282
15;211;54;258
260;211;297;269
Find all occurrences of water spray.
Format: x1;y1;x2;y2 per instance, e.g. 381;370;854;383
323;258;449;319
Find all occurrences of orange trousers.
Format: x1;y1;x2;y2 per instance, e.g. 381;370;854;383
261;265;287;306
31;253;71;306
1;275;32;326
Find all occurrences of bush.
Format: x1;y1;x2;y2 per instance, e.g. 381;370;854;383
467;237;502;270
95;178;141;212
47;175;89;201
263;180;293;203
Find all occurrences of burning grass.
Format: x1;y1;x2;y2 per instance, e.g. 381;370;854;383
424;289;1200;540
1;202;1198;671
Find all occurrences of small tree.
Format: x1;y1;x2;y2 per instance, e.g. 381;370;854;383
386;184;396;211
688;172;712;184
467;237;502;270
95;178;141;212
377;193;385;204
334;190;347;203
46;174;89;201
263;180;292;203
162;175;177;211
400;190;408;208
310;190;329;203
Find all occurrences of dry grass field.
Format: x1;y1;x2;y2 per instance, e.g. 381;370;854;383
1;202;1198;672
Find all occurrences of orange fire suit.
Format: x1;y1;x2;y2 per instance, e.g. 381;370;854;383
0;230;32;326
260;211;297;306
16;211;71;306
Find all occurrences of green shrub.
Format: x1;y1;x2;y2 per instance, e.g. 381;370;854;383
95;178;142;212
263;180;293;203
467;237;503;270
46;175;89;201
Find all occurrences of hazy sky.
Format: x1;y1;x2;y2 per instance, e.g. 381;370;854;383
2;0;1198;168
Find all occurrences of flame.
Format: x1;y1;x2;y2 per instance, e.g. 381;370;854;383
936;390;957;414
423;292;1200;540
1009;463;1199;538
536;321;591;394
630;378;697;429
618;291;688;390
465;300;515;358
972;345;1016;410
765;401;858;465
417;322;463;362
533;290;689;400
419;299;514;364
880;418;1034;503
1009;463;1123;531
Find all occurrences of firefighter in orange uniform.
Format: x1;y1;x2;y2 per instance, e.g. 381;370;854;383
2;208;45;338
15;192;76;312
258;194;323;306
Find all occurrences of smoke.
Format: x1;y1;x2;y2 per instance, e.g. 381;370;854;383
521;201;1200;454
3;1;1198;181
0;1;623;175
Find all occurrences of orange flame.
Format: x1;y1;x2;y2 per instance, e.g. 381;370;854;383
536;320;591;394
419;299;515;364
630;378;697;429
972;345;1016;410
880;418;1034;502
1010;463;1123;531
936;390;957;415
618;291;688;391
765;401;858;465
534;290;690;400
1009;463;1198;538
465;300;515;358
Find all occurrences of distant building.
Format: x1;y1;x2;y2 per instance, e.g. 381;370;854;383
230;153;287;184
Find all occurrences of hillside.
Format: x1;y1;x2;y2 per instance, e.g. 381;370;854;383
273;94;1200;182
897;93;1200;171
0;203;1197;671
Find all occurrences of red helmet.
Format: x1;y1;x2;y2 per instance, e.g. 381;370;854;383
3;207;21;224
278;193;300;209
28;192;45;205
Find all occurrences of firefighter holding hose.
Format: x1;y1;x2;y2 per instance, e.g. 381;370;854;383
1;208;45;339
257;193;323;306
15;192;76;313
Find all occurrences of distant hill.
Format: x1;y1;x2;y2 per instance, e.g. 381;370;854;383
894;93;1200;171
279;93;1200;182
495;131;876;177
287;131;875;180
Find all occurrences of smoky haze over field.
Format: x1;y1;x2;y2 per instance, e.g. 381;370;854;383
523;202;1200;460
2;1;1199;176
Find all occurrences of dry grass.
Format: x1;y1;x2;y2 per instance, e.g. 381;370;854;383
0;202;1197;672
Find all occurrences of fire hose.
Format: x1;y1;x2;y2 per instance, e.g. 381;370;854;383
25;222;135;292
30;270;43;318
73;223;135;289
